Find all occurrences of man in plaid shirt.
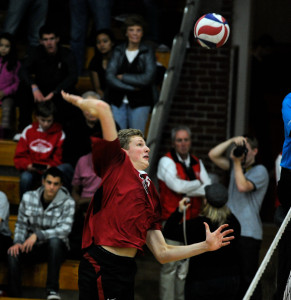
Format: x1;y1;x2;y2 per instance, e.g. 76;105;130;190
7;167;75;300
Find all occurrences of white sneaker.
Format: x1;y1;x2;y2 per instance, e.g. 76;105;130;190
13;133;21;142
47;291;61;300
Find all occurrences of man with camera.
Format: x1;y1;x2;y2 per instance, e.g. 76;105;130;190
208;135;269;299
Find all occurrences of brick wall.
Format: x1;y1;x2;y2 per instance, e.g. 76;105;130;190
157;1;234;181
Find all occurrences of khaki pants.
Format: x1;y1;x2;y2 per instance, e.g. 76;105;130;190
159;239;186;300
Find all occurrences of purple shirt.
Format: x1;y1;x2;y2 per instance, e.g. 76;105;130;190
0;58;20;101
72;152;102;198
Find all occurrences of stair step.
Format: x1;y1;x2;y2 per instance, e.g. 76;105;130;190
0;140;17;167
0;259;79;291
0;175;20;204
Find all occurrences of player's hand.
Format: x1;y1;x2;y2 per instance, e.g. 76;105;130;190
44;92;54;101
22;233;37;253
33;89;45;102
204;222;234;251
61;91;101;118
7;243;23;257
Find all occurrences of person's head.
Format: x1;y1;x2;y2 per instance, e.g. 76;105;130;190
42;167;63;201
243;134;259;167
0;32;17;70
171;126;192;160
81;91;101;123
201;183;231;225
118;129;150;170
35;101;56;131
123;14;146;46
39;24;60;55
95;29;115;55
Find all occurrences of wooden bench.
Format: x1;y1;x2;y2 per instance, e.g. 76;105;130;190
0;140;17;167
0;260;79;291
0;176;20;205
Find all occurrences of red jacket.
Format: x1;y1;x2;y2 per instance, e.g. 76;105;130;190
158;151;202;221
14;121;65;170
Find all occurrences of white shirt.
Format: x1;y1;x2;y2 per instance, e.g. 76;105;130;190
157;153;211;197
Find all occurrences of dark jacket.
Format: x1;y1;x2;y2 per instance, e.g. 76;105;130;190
105;42;156;108
20;45;78;95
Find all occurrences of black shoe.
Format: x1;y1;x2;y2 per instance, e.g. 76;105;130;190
47;290;61;300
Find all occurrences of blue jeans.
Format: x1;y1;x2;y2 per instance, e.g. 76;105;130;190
7;238;67;297
2;0;48;46
70;0;113;73
111;103;151;133
57;163;75;193
20;170;42;198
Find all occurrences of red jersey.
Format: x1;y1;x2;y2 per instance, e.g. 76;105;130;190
14;121;65;170
82;138;162;252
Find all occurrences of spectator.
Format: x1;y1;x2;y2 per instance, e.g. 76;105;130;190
17;23;78;133
0;32;21;138
106;14;157;133
61;91;234;300
157;125;211;300
69;0;113;74
68;152;102;259
88;29;115;99
7;167;75;300
275;93;291;300
2;0;48;50
208;135;269;300
0;191;12;260
163;183;241;300
14;101;65;198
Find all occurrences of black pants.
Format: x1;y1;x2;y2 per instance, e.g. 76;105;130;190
78;244;137;300
237;236;261;300
7;238;67;297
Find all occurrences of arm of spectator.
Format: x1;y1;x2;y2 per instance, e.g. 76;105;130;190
122;47;156;87
106;49;137;91
13;199;29;245
146;223;234;264
232;158;255;192
35;198;75;241
22;233;37;253
208;137;246;170
157;157;205;196
7;243;23;257
53;51;78;94
47;130;65;167
61;91;117;141
31;84;45;102
1;61;21;96
0;192;9;231
90;71;104;98
14;133;34;170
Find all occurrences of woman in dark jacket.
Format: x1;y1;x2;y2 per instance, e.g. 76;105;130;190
105;14;156;133
163;183;241;300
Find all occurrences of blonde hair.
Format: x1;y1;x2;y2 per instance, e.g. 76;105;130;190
118;128;144;150
200;202;231;226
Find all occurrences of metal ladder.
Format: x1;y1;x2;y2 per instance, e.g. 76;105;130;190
146;0;201;178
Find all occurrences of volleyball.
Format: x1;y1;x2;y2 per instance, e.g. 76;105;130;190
194;13;230;49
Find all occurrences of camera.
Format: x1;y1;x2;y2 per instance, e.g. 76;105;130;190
233;143;248;157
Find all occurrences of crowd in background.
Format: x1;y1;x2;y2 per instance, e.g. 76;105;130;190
0;1;290;300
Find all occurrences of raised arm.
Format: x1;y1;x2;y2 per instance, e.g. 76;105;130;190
61;91;117;141
146;223;234;264
208;136;246;170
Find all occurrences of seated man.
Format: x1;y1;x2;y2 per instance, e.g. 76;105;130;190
7;167;75;300
14;101;65;197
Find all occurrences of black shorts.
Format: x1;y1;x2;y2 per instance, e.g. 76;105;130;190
78;244;137;300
